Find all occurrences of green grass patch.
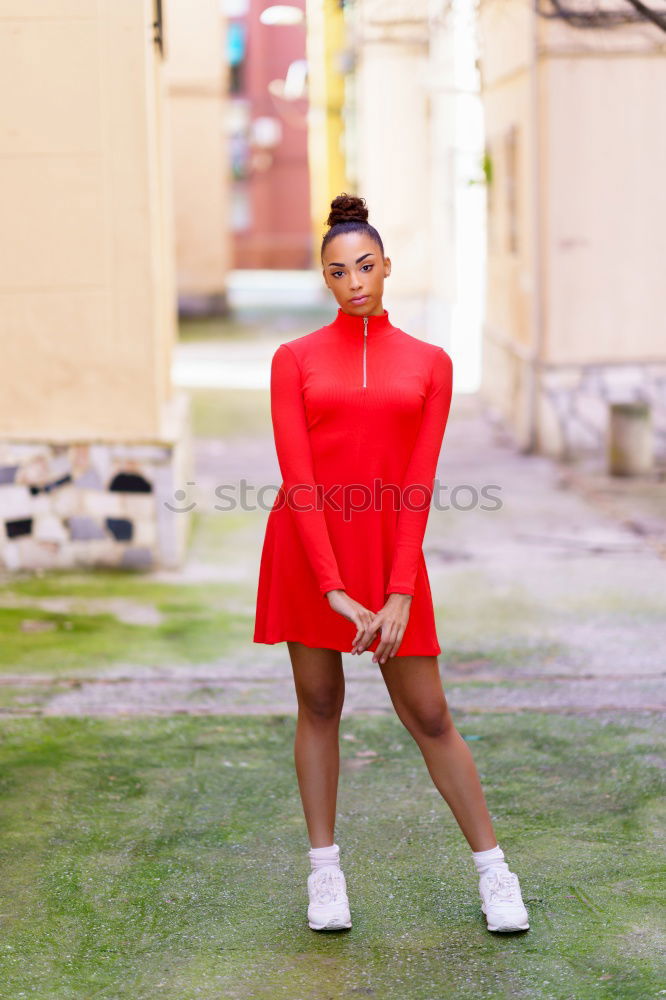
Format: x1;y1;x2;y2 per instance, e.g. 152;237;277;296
0;572;252;676
0;711;663;999
0;501;260;680
178;305;333;343
188;387;270;439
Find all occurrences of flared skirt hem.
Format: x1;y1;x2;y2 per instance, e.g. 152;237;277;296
252;634;441;657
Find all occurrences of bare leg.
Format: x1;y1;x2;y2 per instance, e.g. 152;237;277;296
287;641;345;848
379;654;498;852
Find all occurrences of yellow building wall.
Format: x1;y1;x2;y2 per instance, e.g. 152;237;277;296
305;0;349;266
0;0;177;441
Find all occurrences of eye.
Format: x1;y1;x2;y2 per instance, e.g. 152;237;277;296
330;263;373;278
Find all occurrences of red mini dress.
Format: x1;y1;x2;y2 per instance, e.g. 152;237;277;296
252;306;454;656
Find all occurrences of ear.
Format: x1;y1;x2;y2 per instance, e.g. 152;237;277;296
384;256;391;276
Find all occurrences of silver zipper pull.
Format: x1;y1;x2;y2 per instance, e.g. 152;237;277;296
363;315;367;388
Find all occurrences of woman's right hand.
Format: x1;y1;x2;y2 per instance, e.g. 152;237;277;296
325;589;380;654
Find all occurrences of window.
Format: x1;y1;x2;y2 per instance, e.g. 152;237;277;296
227;20;246;94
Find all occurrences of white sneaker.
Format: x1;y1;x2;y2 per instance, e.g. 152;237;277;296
307;864;352;931
479;869;530;932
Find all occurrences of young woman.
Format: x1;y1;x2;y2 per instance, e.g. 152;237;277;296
253;194;529;935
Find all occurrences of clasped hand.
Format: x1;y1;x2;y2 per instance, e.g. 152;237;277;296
325;590;412;664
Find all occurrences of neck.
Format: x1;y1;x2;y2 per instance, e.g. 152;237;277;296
333;306;392;337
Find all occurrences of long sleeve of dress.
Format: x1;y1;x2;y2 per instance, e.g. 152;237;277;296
386;348;453;597
270;343;346;598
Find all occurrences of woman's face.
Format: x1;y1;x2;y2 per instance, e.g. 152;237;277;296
321;231;391;316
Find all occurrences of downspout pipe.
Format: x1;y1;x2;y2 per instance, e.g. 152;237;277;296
526;0;544;453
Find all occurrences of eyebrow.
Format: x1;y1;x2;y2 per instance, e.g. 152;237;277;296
327;252;375;268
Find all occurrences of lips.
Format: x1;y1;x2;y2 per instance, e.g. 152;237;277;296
350;295;368;304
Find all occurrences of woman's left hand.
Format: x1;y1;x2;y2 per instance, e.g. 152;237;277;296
351;593;413;663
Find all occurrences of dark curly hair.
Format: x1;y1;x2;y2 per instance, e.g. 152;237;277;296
320;193;385;262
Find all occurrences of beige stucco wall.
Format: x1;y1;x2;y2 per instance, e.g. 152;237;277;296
543;53;666;364
482;82;536;352
338;0;459;346
165;0;230;306
353;0;433;301
477;0;540;347
477;0;666;455
0;0;177;442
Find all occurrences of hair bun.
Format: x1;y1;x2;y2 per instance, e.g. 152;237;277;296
326;193;369;228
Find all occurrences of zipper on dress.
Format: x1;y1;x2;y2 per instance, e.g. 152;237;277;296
362;315;367;388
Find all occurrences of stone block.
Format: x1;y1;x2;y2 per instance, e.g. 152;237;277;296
0;466;18;485
603;366;644;403
4;444;45;463
151;463;175;497
123;494;155;519
120;546;154;569
52;485;83;518
109;470;153;493
48;452;72;481
81;490;123;517
69;444;91;478
1;541;21;571
74;467;103;489
34;514;68;543
5;518;33;538
16;454;50;487
17;538;63;570
31;494;51;516
106;517;133;541
575;393;606;431
54;542;77;569
0;484;33;519
68;516;106;541
134;519;157;548
88;444;113;486
70;539;123;568
109;445;171;464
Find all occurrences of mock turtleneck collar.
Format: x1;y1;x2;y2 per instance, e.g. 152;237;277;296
332;306;392;337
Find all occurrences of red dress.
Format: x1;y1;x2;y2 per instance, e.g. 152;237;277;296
252;306;454;656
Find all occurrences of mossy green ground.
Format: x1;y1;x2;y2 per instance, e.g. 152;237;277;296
2;314;665;997
188;388;269;439
0;712;664;999
0;571;250;678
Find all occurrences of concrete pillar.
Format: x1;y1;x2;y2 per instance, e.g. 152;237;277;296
607;402;653;476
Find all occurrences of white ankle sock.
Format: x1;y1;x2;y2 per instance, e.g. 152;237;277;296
472;843;510;876
308;842;340;872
